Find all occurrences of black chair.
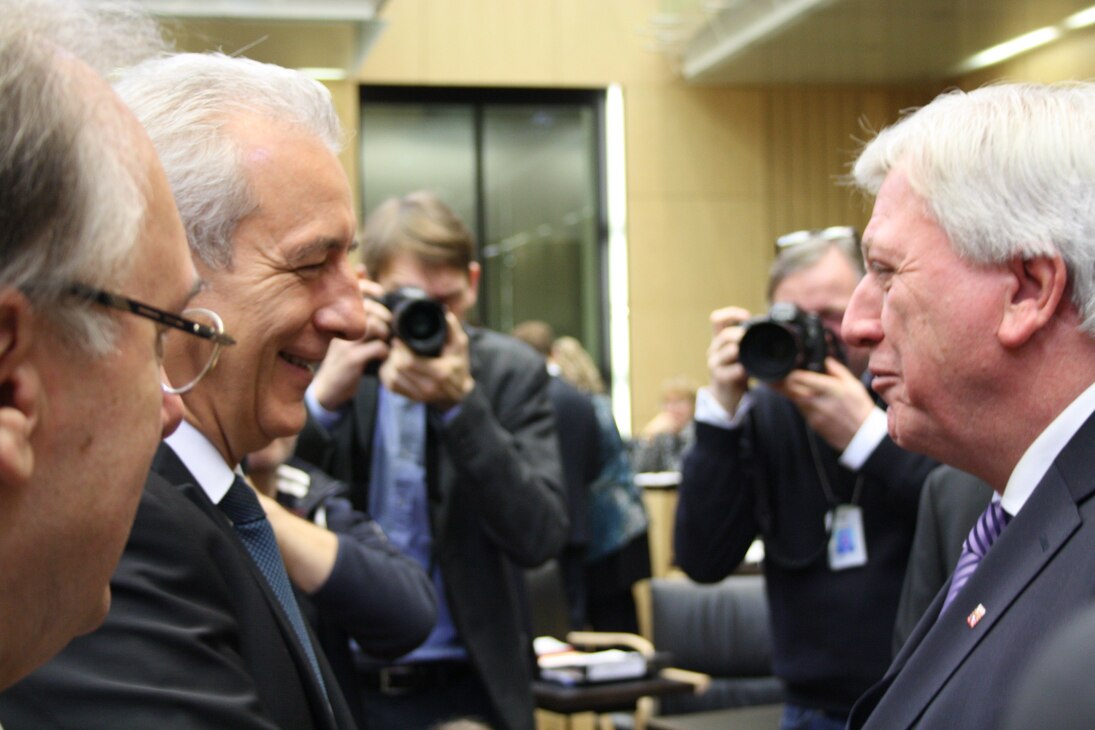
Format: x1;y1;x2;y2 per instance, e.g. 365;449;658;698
650;574;783;716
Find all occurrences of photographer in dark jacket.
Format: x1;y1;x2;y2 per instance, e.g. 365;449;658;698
674;228;936;730
296;191;567;730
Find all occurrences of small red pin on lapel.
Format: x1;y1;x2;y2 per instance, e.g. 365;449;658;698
967;603;986;628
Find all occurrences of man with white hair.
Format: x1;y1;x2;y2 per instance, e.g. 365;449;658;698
0;53;365;729
842;82;1095;729
0;1;202;690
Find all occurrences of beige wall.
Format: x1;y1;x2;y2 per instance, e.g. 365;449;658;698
349;0;941;431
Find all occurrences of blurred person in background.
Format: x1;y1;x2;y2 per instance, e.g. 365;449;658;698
552;336;651;633
512;319;601;630
632;375;698;474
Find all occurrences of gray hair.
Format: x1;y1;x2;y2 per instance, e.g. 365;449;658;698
113;53;344;269
0;0;165;354
853;82;1095;336
767;231;863;301
1;0;166;77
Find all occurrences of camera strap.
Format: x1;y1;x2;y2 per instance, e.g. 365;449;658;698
807;428;868;570
749;420;864;571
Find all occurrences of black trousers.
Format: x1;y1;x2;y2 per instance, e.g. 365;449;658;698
357;662;501;729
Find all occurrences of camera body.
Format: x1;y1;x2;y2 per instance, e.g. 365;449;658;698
377;286;448;357
739;302;844;382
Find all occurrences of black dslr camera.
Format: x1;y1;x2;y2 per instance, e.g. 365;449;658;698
376;286;448;357
738;302;844;382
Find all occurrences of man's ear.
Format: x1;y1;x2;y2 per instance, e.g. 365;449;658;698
464;261;481;310
0;289;39;488
998;254;1068;349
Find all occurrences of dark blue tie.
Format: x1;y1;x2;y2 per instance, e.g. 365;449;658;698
219;476;327;694
942;500;1011;613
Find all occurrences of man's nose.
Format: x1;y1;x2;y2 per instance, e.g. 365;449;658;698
317;262;368;341
842;280;883;348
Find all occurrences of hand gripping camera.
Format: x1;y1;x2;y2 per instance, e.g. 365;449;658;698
738;302;844;382
377;286;448;358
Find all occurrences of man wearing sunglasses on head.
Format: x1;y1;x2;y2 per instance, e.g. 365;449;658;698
0;53;366;729
674;228;936;730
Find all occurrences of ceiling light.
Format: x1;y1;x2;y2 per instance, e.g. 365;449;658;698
952;26;1062;74
681;0;832;79
1064;5;1095;30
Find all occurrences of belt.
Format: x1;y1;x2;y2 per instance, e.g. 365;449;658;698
360;661;476;696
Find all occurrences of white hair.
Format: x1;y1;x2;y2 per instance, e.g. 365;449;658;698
1;0;166;76
0;0;165;354
854;83;1095;335
113;53;344;269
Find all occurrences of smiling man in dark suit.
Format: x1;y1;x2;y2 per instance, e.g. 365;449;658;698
0;52;366;729
842;82;1095;729
298;191;568;730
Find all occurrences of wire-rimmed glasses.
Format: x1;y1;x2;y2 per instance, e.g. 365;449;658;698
68;283;236;394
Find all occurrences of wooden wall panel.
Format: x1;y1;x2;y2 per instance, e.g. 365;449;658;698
350;0;943;432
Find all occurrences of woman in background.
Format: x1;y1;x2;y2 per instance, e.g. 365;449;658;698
551;336;651;633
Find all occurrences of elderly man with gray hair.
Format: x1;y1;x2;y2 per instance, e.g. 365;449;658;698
0;0;204;690
843;82;1095;730
0;52;367;729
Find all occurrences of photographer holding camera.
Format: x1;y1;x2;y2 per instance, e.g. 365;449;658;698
296;191;567;730
674;228;936;730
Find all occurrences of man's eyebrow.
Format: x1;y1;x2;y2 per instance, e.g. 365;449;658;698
284;237;349;265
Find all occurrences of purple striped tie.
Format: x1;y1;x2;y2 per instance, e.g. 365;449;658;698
942;500;1011;614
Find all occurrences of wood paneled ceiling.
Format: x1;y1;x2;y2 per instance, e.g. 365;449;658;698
646;0;1095;84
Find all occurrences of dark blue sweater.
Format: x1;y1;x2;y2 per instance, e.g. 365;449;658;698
675;385;936;714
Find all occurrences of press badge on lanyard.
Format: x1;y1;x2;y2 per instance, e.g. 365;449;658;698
825;504;868;570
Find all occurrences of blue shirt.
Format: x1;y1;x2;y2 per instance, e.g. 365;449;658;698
365;387;465;664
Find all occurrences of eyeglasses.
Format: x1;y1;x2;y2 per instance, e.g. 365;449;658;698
776;225;859;251
68;283;236;394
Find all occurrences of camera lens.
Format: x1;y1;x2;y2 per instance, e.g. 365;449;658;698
399;300;445;341
739;320;804;382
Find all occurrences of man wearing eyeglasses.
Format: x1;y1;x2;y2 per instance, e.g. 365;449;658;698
0;53;365;729
674;229;936;730
0;1;204;691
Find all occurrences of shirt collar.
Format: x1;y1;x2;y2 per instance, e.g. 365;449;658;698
163;420;238;505
1003;379;1095;516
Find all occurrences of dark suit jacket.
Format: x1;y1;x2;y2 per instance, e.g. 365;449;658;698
547;375;601;547
1005;602;1095;729
892;465;994;654
0;446;356;730
296;326;568;730
849;410;1095;729
545;375;601;629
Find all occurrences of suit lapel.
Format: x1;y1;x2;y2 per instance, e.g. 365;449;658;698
150;443;339;727
864;459;1089;728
